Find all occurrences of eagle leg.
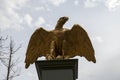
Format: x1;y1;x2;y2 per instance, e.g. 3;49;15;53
62;40;70;59
56;40;66;60
46;41;55;60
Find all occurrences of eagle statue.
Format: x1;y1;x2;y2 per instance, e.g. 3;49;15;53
25;16;96;68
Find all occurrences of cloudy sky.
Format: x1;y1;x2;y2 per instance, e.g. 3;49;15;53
0;0;120;80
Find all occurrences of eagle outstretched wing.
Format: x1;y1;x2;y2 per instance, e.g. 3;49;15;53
25;28;54;68
64;24;96;63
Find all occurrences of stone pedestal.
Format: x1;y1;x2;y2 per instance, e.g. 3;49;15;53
35;59;78;80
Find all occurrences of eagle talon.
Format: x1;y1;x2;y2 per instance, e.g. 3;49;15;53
46;54;55;60
56;55;64;60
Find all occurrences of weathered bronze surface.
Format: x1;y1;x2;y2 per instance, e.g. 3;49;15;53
25;17;96;68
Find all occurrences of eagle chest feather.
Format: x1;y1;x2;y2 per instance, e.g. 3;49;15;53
53;30;65;55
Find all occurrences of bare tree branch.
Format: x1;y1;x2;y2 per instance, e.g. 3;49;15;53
0;36;21;80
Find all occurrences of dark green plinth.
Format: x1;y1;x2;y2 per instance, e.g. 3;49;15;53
35;59;78;80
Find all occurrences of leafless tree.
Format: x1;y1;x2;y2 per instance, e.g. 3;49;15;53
1;37;21;80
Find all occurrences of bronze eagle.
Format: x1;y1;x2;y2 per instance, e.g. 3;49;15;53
25;17;96;68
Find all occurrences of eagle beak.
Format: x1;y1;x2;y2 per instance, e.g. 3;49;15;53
62;16;69;21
